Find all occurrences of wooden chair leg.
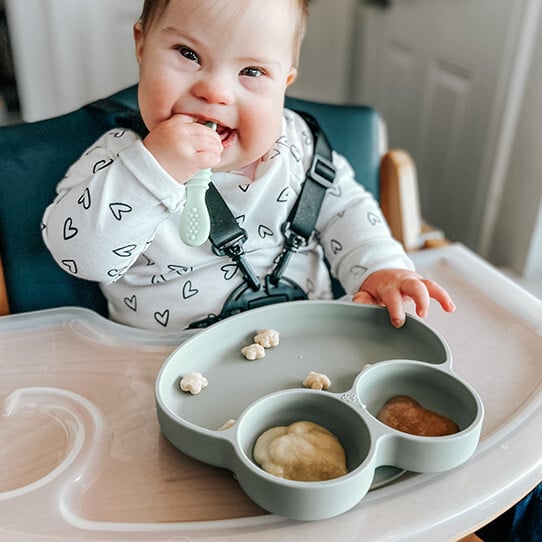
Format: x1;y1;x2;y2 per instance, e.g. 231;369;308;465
0;256;10;316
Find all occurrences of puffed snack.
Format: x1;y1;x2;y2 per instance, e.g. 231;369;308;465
179;372;208;395
218;419;236;431
254;329;280;348
302;371;331;390
241;343;266;361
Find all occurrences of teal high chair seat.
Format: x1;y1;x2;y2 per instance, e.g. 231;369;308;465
0;85;412;316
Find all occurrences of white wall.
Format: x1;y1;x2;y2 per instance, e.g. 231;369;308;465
287;0;358;104
487;13;542;277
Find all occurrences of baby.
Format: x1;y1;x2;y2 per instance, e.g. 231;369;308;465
42;0;454;330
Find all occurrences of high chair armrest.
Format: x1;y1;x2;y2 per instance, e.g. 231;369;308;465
380;149;448;251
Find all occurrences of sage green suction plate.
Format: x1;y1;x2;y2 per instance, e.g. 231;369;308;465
155;300;483;520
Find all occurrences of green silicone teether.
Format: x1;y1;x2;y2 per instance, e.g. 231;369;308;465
180;121;217;246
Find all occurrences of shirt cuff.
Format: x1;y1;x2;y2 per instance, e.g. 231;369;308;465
118;140;185;212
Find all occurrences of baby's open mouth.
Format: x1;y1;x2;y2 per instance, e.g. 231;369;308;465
215;124;236;149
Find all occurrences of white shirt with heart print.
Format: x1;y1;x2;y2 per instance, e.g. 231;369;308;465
42;109;414;330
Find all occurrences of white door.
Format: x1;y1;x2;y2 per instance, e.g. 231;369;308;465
353;0;535;249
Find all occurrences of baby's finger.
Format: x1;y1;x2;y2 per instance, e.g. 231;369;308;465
379;289;406;328
352;290;378;305
422;279;456;312
401;277;430;318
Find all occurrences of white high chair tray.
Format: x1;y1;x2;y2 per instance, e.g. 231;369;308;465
1;243;541;541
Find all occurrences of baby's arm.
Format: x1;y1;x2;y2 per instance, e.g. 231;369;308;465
311;149;454;327
42;129;184;282
353;269;455;328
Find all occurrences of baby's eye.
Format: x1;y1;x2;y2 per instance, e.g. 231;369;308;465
240;66;265;78
177;46;199;63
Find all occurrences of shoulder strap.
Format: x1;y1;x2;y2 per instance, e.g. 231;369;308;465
205;110;335;287
283;110;336;241
270;110;336;282
86;97;149;138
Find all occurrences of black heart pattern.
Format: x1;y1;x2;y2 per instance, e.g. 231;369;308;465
63;218;78;240
289;144;301;162
329;185;342;198
277;187;289;203
85;146;99;156
154;309;170;327
349;265;369;279
61;259;78;274
258;225;274;239
168;264;190;275
77;188;91;210
124;295;137;311
221;263;238;281
107;267;127;279
182;280;198;299
109;202;133;221
151;274;167;285
112;244;137;258
331;239;343;255
367;211;382;226
276;135;288;147
92;158;114;174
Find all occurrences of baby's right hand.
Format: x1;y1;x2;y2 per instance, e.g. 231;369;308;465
142;115;222;183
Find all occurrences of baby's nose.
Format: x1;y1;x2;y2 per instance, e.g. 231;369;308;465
192;73;234;105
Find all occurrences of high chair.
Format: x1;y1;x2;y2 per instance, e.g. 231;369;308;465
0;85;425;316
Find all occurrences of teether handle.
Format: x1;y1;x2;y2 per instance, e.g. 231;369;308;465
180;169;213;246
179;121;217;247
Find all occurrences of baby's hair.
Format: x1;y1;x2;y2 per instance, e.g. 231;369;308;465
138;0;310;65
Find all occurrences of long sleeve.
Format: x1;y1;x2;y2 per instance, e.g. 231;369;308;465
315;152;414;295
42;128;186;283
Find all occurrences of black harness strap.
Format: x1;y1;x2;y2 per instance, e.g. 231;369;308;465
87;100;336;328
206;183;261;291
270;112;335;284
188;111;336;328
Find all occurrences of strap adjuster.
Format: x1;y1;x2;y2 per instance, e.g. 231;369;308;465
211;230;248;258
308;155;336;189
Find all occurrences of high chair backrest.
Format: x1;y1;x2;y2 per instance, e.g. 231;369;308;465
0;86;383;316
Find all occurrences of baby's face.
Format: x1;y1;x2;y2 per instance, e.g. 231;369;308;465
134;0;299;172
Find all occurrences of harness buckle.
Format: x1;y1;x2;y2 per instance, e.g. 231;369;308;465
212;230;260;291
187;275;308;328
308;155;336;189
211;230;248;258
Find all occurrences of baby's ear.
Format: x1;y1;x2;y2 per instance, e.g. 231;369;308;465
133;22;145;64
286;68;298;87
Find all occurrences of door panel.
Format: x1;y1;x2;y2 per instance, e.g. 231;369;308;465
353;1;527;248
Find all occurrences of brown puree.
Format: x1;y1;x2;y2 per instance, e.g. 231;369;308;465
377;395;460;437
